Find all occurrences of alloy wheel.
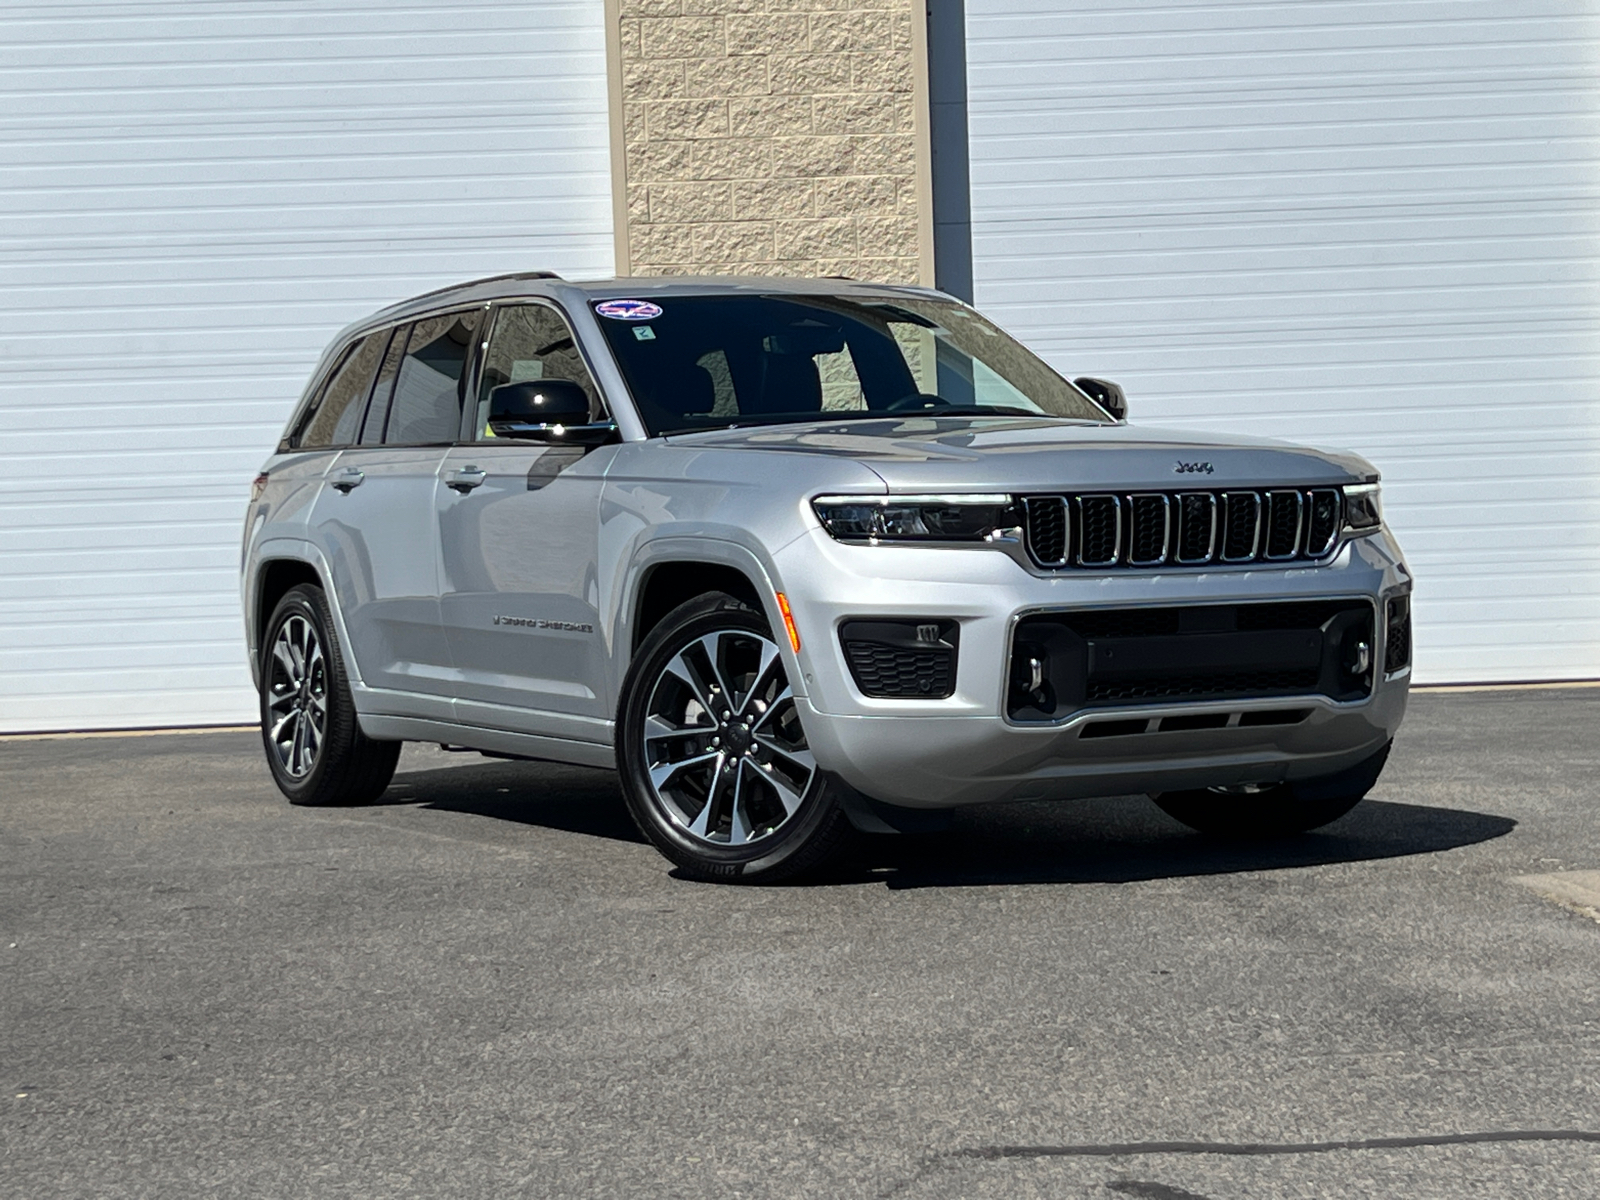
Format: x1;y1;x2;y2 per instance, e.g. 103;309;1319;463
641;628;816;847
266;614;328;779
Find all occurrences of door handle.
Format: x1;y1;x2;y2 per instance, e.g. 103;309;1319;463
447;467;487;493
330;467;364;493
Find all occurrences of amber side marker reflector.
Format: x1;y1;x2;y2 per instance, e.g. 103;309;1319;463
251;472;269;502
775;592;801;653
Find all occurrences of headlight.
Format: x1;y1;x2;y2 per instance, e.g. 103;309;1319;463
1343;482;1382;532
812;494;1020;543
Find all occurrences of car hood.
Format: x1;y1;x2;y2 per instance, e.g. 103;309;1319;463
662;417;1377;492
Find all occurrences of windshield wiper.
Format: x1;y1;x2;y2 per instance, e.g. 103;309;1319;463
917;406;1046;419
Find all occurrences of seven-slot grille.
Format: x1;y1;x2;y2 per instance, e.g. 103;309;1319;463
1022;488;1341;569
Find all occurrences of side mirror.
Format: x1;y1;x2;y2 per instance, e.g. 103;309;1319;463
1073;376;1128;422
487;380;614;445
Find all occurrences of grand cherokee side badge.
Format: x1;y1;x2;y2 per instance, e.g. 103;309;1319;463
1175;461;1215;474
494;615;593;633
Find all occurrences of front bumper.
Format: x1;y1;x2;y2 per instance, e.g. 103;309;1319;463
774;527;1411;809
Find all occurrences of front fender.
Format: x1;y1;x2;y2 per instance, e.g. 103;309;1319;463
610;533;809;707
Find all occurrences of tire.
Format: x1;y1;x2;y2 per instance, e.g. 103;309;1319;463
1150;741;1392;838
617;591;852;883
260;583;400;806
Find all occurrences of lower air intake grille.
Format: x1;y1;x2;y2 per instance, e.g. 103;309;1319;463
841;619;958;699
1020;487;1345;570
1008;599;1376;721
1088;668;1320;704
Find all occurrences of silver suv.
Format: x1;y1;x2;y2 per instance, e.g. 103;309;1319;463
243;273;1411;881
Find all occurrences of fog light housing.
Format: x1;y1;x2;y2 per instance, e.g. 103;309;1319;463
1385;595;1412;674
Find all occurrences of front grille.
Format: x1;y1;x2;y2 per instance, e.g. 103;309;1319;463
1020;487;1343;570
841;619;958;699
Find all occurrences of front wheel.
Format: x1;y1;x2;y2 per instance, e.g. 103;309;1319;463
260;583;400;806
617;592;851;883
1151;742;1392;837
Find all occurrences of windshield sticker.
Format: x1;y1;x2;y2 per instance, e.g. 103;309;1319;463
633;326;656;341
595;299;663;321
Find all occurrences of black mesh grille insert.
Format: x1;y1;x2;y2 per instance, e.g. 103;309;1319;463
1220;492;1260;560
1023;496;1067;565
1385;596;1411;674
841;620;958;699
1128;495;1169;564
844;643;953;697
1264;490;1302;559
1077;496;1120;565
1306;489;1341;556
1088;668;1320;704
1176;493;1215;562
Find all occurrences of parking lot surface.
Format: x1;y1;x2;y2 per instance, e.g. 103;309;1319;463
4;689;1599;1198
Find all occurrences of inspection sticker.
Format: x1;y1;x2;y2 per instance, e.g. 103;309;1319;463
594;299;663;321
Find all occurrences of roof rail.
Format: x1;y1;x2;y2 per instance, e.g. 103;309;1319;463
403;270;564;305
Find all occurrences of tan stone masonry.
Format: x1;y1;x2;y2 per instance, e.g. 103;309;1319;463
605;0;933;284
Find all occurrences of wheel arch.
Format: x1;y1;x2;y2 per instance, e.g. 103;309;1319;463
247;541;361;693
614;537;800;707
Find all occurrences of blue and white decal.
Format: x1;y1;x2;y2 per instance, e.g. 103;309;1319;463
594;299;663;321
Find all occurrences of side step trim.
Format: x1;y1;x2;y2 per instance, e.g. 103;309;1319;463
358;714;616;770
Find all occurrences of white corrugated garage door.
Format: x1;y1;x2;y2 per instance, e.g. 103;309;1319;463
0;1;613;732
966;0;1600;683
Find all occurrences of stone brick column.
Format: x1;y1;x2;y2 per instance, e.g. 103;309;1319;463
605;0;933;284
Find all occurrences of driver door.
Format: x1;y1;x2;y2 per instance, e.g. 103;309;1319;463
435;301;617;746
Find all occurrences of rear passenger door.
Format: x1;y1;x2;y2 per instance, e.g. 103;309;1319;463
435;301;617;744
308;309;482;707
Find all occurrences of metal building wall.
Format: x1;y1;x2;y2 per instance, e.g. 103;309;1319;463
0;1;614;732
965;0;1600;683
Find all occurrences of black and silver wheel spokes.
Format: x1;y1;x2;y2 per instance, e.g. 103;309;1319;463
266;614;328;779
642;629;816;847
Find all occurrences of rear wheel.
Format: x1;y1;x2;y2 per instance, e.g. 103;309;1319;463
1151;742;1392;837
617;592;851;883
260;583;399;806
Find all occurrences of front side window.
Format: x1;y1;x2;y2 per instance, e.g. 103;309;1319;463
296;334;383;448
473;304;601;439
383;309;482;445
592;294;1111;436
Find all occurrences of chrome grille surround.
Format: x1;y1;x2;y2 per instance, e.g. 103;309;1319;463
1020;487;1344;570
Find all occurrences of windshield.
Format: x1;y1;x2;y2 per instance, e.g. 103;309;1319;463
591;294;1111;435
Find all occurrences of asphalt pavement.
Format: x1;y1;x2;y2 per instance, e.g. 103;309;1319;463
3;688;1599;1198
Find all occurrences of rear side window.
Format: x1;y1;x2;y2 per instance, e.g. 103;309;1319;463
384;310;482;445
359;325;407;445
296;334;383;448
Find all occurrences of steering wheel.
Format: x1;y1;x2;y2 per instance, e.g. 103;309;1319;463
886;392;951;412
